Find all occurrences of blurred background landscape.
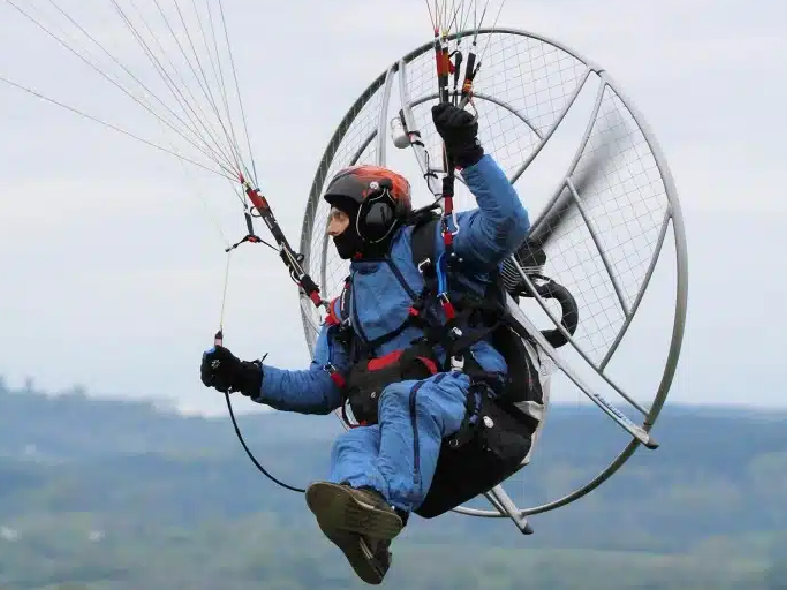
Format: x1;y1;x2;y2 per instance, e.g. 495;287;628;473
1;377;785;589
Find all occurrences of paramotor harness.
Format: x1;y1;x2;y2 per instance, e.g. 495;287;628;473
322;206;579;517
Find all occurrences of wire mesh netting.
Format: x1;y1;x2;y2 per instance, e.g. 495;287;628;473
299;29;677;383
535;83;673;368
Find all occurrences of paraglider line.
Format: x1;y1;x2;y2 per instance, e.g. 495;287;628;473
0;73;231;179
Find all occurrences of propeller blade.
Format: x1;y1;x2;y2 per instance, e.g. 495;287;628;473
528;110;626;249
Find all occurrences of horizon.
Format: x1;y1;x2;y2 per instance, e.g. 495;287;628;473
2;375;785;419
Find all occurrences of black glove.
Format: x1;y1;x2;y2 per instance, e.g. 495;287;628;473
200;345;263;396
431;103;484;169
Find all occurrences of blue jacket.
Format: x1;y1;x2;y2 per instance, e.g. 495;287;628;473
255;154;530;414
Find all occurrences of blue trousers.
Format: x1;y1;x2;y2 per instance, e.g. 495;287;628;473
328;371;470;512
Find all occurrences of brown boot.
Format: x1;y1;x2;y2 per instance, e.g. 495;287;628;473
306;481;403;539
306;482;402;584
317;527;393;585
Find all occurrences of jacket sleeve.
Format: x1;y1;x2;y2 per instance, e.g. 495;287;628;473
450;153;530;268
251;311;350;415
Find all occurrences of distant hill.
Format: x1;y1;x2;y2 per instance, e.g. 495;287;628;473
0;379;786;589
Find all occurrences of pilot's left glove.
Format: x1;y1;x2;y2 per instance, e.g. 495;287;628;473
200;345;262;397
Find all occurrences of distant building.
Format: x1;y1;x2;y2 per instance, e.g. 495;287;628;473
88;529;104;542
0;526;18;541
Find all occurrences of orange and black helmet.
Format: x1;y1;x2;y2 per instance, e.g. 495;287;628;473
323;165;413;243
323;165;411;219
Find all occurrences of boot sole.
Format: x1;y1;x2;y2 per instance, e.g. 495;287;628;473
306;482;403;540
323;529;388;585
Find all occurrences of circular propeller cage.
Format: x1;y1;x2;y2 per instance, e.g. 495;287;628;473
298;28;688;532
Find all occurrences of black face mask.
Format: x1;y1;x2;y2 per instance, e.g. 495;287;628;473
333;225;364;259
330;203;393;260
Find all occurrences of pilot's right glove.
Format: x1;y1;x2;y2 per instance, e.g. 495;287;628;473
431;102;484;169
200;345;262;397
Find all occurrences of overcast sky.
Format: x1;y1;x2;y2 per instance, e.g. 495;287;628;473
1;0;785;420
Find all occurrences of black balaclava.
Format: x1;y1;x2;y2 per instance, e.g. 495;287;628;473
331;199;364;260
330;196;399;260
